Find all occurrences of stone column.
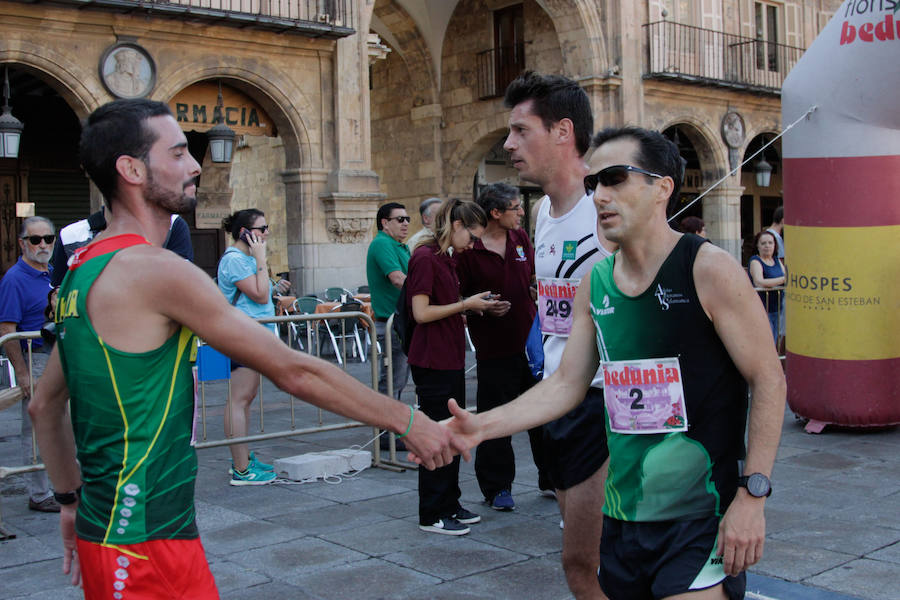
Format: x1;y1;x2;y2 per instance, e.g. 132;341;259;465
302;1;385;291
703;183;744;260
579;75;623;129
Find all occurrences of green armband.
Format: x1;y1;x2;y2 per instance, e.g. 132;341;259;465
396;405;414;439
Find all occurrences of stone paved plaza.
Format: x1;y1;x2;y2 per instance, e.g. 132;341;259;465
1;350;898;599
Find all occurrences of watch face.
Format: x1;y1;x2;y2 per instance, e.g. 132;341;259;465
747;473;771;497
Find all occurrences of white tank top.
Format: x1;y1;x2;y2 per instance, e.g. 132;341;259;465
534;193;612;388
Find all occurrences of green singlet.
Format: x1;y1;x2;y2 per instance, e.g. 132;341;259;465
56;234;199;544
589;234;748;523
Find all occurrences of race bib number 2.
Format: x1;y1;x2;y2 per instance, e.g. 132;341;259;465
602;357;688;434
537;277;580;336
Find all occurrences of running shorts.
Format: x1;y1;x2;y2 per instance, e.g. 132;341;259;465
542;386;609;490
598;515;746;600
76;536;219;600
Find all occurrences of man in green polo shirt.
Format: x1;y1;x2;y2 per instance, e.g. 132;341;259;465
367;202;411;405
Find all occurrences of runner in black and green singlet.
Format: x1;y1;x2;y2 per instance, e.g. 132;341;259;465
589;234;748;524
56;234;198;545
440;126;785;600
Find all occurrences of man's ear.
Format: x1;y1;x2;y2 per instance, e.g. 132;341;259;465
115;155;146;186
657;176;675;206
554;118;574;146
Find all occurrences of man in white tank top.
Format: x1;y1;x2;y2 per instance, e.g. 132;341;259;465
503;71;615;600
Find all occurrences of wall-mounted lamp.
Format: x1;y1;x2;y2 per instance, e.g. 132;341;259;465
0;68;24;159
207;80;235;163
755;157;773;188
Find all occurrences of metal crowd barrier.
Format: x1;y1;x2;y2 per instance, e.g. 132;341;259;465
752;285;786;361
0;311;415;540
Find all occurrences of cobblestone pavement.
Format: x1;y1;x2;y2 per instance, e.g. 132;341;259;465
1;349;897;599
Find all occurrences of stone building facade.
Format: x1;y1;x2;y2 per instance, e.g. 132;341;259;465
0;0;383;291
0;0;842;289
370;0;843;262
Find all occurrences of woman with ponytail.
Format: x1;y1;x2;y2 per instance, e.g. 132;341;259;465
217;209;287;486
405;198;497;535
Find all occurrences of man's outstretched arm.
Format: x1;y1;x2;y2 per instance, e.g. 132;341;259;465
438;277;600;454
151;253;467;470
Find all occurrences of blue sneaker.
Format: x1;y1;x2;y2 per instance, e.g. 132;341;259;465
230;463;277;486
490;490;515;511
249;452;274;472
229;452;274;475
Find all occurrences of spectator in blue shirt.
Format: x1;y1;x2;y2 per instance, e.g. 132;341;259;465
0;216;58;512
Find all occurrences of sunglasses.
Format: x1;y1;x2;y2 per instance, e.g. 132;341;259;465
502;203;524;212
584;165;664;193
249;225;269;233
388;216;411;224
22;235;55;245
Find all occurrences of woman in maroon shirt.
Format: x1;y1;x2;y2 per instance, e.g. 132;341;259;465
406;198;496;535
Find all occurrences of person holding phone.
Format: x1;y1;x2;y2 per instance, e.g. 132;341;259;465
218;209;282;485
405;198;497;535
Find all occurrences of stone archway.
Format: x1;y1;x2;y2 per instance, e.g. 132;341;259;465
0;59;93;273
739;131;782;264
659;118;741;257
369;0;442;219
535;0;612;78
156;65;318;284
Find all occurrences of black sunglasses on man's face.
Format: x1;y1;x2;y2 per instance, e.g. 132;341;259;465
584;164;663;194
388;216;411;224
22;235;56;245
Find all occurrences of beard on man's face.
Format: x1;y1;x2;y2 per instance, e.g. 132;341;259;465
144;173;199;215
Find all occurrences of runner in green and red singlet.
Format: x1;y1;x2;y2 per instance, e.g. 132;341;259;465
30;99;468;600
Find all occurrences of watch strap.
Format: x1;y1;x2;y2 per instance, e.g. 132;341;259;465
53;486;82;506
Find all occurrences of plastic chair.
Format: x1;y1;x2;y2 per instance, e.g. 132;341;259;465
290;296;323;351
323;301;366;364
323;287;353;302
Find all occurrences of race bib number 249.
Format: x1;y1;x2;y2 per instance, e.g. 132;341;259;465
537;277;579;336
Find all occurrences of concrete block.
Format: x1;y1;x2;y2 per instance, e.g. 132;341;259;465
275;449;371;481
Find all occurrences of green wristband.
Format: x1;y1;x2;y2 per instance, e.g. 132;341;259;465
396;406;414;439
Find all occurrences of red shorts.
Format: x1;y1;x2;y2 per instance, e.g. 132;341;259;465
76;537;219;600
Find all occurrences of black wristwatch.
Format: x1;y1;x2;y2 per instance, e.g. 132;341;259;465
53;486;82;506
738;473;772;498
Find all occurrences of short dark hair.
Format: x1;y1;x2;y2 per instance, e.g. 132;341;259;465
419;197;441;218
504;71;593;157
476;183;519;218
679;216;704;235
376;202;405;231
79;99;173;206
222;209;265;241
591;126;685;208
772;206;783;224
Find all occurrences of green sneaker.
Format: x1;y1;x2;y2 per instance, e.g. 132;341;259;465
249;452;274;472
229;452;275;475
230;463;277;486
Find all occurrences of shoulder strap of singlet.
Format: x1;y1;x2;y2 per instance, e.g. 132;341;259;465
68;234;152;271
